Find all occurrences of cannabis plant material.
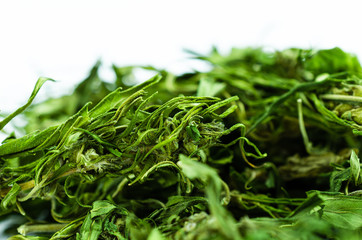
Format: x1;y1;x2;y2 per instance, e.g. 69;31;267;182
1;47;362;239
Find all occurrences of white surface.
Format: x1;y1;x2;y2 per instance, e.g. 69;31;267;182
0;0;362;115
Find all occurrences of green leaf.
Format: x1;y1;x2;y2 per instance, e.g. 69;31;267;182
177;154;242;240
319;192;362;230
0;77;54;131
0;100;90;158
147;228;166;240
76;214;102;240
90;200;117;219
50;218;83;239
330;168;351;192
89;74;161;119
0;125;57;157
197;77;226;97
1;183;21;209
288;191;324;218
304;47;362;76
247;77;337;133
350;150;361;185
186;122;201;141
152;196;206;225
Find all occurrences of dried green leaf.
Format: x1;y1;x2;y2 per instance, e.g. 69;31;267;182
350;150;361;185
0;77;54;131
1;183;21;209
90;200;117;219
196;77;226;97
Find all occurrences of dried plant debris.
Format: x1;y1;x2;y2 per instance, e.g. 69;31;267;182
1;47;362;239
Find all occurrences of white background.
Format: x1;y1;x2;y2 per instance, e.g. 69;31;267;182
0;0;362;119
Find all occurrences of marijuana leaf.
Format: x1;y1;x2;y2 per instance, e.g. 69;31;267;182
1;46;362;239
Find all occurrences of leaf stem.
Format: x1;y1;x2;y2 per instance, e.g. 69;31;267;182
320;94;362;103
0;168;77;197
18;223;67;235
297;98;313;154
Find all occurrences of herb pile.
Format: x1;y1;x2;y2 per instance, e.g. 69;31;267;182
1;47;362;239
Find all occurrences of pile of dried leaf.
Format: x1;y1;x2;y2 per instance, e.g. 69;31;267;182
0;47;361;239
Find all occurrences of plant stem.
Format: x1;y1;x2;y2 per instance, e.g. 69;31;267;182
0;168;77;197
320;94;362;103
18;223;67;235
